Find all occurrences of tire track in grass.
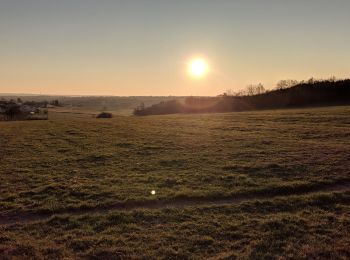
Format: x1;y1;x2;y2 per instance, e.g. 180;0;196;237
0;181;350;226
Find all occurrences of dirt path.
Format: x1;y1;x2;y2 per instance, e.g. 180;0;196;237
1;181;349;226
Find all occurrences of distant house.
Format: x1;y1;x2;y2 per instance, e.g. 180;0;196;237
20;105;35;113
19;104;41;116
0;101;48;121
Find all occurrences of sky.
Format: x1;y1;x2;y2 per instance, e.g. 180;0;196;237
0;0;349;96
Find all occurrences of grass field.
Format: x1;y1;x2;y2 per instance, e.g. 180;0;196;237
1;106;350;258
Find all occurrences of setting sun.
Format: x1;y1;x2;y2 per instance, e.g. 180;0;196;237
188;59;209;78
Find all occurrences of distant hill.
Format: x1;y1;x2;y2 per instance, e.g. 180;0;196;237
134;79;350;115
0;95;186;114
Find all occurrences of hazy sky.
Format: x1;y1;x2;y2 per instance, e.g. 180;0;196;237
1;0;349;96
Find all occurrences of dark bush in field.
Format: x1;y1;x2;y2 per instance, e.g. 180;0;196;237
97;112;113;118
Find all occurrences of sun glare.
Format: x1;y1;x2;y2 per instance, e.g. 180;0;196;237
188;58;208;78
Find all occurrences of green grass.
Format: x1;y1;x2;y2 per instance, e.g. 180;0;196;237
1;106;349;214
1;105;350;258
1;191;349;259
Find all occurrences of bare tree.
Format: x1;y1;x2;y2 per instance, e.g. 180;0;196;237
328;76;337;82
255;83;265;94
276;79;299;90
245;83;265;96
225;89;235;96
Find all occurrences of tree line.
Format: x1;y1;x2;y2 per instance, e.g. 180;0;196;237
134;78;350;116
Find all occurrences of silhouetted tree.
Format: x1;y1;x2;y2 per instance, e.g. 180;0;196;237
246;83;265;95
50;100;60;106
5;104;21;120
276;80;299;90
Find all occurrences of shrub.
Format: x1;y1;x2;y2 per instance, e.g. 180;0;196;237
96;112;112;118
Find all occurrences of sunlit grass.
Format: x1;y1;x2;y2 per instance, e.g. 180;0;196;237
0;105;349;258
0;106;349;215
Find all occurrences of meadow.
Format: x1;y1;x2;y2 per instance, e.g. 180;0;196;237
1;106;349;258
